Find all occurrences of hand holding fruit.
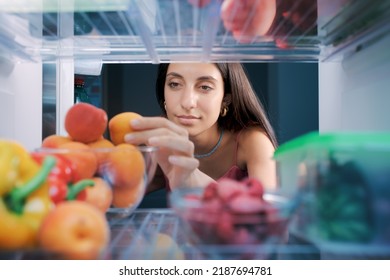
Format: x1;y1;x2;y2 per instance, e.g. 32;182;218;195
120;116;199;189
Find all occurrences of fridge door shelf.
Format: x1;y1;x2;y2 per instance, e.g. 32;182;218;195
0;0;388;63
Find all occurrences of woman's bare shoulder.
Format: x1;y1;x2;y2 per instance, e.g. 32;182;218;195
237;127;274;149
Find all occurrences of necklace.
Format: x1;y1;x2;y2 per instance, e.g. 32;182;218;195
194;130;224;159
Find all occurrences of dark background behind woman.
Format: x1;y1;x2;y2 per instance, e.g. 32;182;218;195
101;62;318;207
102;63;318;144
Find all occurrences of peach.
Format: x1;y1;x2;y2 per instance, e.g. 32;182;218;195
108;112;142;145
65;103;108;144
42;134;72;148
88;138;115;166
104;143;145;190
84;177;113;213
38;200;110;260
87;138;115;149
59;141;98;180
112;177;145;208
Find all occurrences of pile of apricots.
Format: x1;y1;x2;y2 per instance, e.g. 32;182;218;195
41;103;146;211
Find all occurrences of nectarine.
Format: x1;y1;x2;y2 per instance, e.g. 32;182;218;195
84;177;113;213
59;141;98;180
112;177;145;208
88;138;115;166
38;200;110;260
108;112;142;145
104;143;145;190
42;134;72;148
65;102;108;144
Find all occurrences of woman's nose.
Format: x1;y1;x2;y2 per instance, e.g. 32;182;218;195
181;88;197;110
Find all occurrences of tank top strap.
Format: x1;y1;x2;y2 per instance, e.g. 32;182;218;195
234;130;244;165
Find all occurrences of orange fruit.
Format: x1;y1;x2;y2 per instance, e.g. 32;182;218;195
38;200;110;260
59;141;98;180
42;134;72;148
87;138;115;149
108;112;142;145
112;177;145;208
88;138;115;166
84;177;113;213
101;144;145;193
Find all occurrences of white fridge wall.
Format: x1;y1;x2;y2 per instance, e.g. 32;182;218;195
0;61;42;150
319;33;390;132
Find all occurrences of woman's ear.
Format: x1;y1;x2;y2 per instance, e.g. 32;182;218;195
222;94;232;107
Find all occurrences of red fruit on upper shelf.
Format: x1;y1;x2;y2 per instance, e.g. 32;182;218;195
64;102;108;144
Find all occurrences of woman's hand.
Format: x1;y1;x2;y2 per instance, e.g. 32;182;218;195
124;117;200;189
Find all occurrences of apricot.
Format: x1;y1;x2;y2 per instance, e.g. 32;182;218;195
41;134;72;148
59;141;98;180
38;200;110;260
108;112;142;145
84;177;113;213
152;233;185;260
88;138;115;165
87;138;115;149
112;177;145;208
65;102;108;144
103;143;145;190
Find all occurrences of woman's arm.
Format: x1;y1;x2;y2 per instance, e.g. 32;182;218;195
239;128;277;190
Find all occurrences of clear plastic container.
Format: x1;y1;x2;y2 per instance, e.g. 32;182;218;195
273;131;390;258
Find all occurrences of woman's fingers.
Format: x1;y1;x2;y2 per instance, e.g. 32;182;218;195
149;135;195;156
130;116;188;137
168;155;199;170
125;126;191;149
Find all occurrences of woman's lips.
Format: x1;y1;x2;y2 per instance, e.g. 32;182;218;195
176;115;200;125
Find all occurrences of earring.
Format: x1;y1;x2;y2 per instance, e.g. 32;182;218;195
220;106;228;117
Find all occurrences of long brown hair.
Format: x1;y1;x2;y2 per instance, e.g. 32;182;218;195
156;63;278;148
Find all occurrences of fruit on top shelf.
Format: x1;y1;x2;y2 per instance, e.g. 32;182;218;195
38;200;110;260
108;112;142;145
65;102;108;144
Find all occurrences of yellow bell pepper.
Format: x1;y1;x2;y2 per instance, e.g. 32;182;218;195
0;141;20;196
0;140;55;250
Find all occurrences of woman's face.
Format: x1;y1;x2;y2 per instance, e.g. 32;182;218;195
164;63;224;136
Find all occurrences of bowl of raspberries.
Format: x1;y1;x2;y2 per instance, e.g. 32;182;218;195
169;178;298;258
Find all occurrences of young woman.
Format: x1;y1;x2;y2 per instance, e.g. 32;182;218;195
124;63;277;191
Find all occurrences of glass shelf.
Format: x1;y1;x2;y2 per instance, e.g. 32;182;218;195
0;0;388;63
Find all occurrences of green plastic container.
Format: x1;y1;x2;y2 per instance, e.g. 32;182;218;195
273;131;390;257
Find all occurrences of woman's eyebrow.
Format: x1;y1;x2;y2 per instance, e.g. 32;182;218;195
166;72;218;82
197;75;218;82
166;72;182;78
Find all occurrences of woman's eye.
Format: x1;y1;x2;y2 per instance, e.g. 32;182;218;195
200;85;212;92
168;82;180;89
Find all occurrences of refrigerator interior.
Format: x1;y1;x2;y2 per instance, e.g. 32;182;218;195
0;0;390;259
1;0;389;151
